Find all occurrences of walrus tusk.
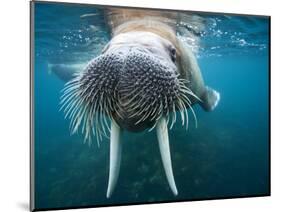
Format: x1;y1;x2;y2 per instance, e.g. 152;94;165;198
156;117;178;196
106;120;122;198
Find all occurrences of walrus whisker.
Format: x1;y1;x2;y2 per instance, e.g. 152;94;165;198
151;101;162;118
65;101;84;131
126;95;148;113
136;110;151;124
150;103;160;121
98;116;107;140
180;99;189;130
124;89;146;108
121;86;141;99
63;90;83;114
177;99;185;126
99;113;108;139
94;124;100;148
180;87;202;102
127;106;143;119
62;79;76;88
104;116;111;135
150;102;163;122
80;103;89;133
169;103;177;129
108;96;115;113
71;107;82;133
81;81;93;96
127;100;147;117
118;86;137;94
102;104;112;138
149;107;160;123
181;89;200;101
103;99;111;121
60;84;80;98
84;110;92;142
68;96;86;122
181;96;198;128
75;102;89;134
84;105;94;136
60;88;81;111
135;107;151;125
96;95;112;139
61;80;80;93
132;98;156;118
166;112;170;127
128;97;150;118
179;95;189;126
179;92;192;105
60;95;76;114
148;121;157;132
154;105;163;121
94;114;102;145
86;110;93;135
60;89;79;106
121;91;142;107
139;100;156;122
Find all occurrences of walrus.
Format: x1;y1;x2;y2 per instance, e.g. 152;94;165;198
58;7;220;198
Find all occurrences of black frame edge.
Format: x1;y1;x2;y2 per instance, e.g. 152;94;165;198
30;1;35;211
268;16;271;196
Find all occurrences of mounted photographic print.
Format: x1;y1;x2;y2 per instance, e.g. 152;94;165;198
30;1;270;211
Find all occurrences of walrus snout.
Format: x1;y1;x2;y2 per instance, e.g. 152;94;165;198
60;48;198;140
84;49;186;131
115;50;181;131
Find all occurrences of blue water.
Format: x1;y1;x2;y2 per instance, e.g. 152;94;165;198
33;2;270;210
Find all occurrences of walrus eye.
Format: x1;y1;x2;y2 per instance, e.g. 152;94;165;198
170;47;176;63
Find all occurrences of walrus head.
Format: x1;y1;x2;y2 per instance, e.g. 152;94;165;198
61;31;198;136
60;31;200;197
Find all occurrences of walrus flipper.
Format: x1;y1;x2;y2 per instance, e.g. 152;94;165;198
48;62;87;82
199;86;220;111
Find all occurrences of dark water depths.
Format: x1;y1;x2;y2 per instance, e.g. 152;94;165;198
33;2;270;210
